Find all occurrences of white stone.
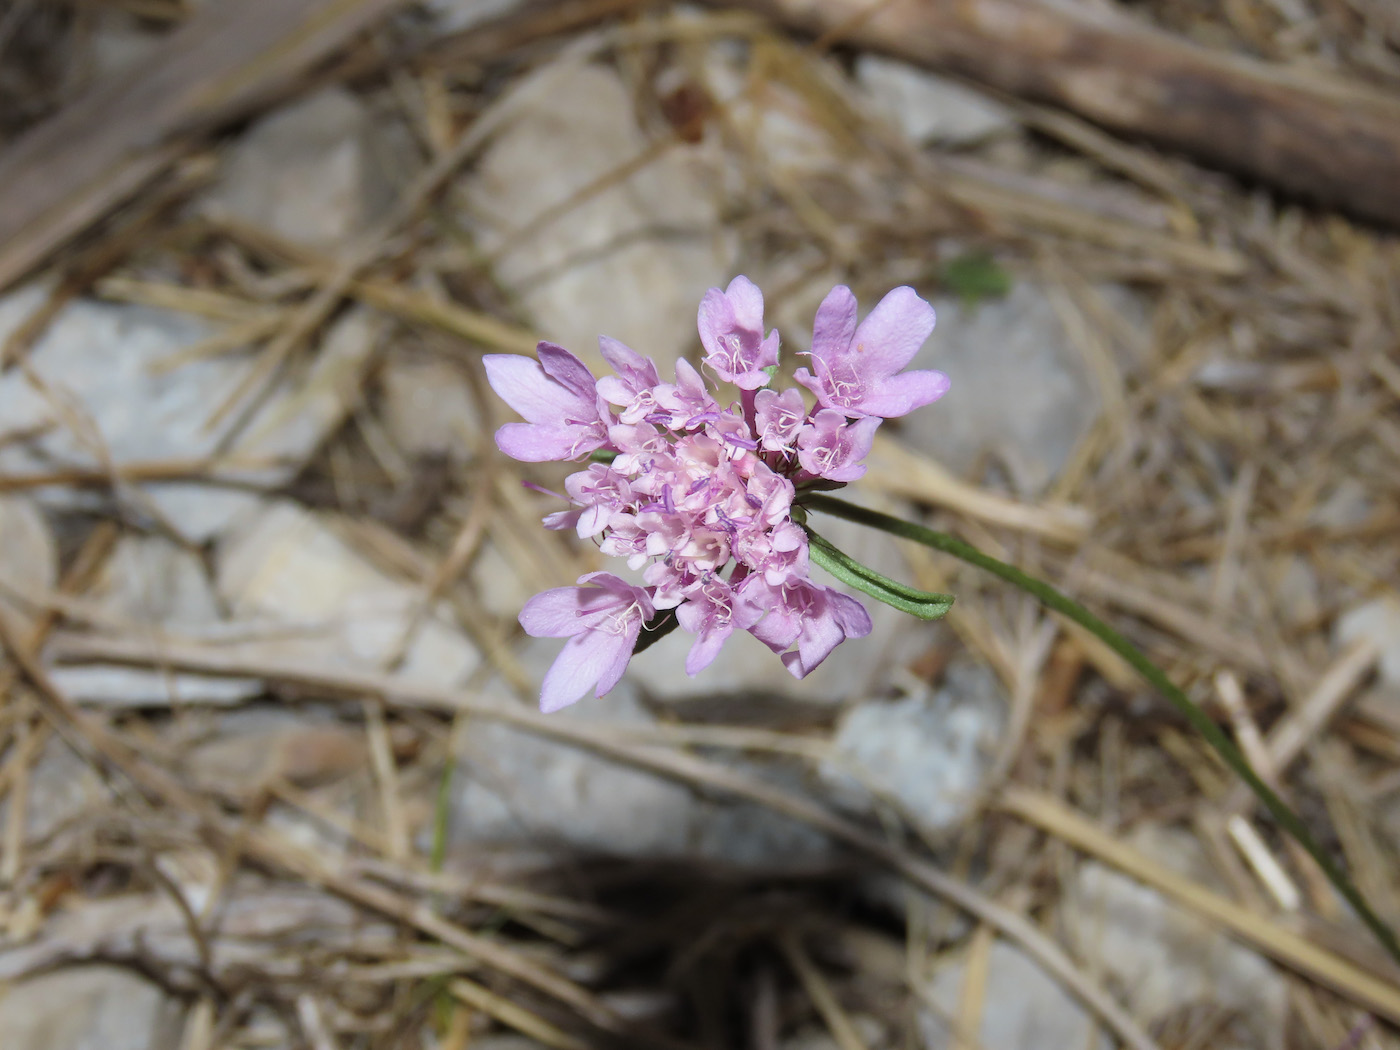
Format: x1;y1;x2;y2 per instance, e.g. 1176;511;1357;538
215;500;480;687
1061;826;1286;1049
920;941;1109;1050
423;0;523;34
379;355;481;460
900;281;1104;495
47;534;263;705
451;664;830;866
463;62;733;368
0;736;107;846
0;965;181;1050
0;288;379;542
203;88;392;247
1336;597;1400;687
855;55;1014;146
821;661;1003;839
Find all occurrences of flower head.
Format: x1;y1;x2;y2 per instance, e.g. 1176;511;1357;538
519;573;655;712
698;276;780;389
794;285;949;418
487;277;946;709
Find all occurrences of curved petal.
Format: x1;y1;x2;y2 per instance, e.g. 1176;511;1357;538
684;622;730;676
494;422;600;462
519;587;590;638
697;288;737;360
849;286;936;376
598;336;659;388
592;623;640;698
724;275;765;332
536;342;598;401
539;630;624;712
857;369;950;419
809;285;858;366
484;355;578;423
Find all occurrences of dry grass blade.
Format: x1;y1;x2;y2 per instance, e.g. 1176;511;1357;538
449;976;593;1050
998;786;1400;1024
39;634;1161;1050
778;930;872;1050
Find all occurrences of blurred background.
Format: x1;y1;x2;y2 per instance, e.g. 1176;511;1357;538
0;0;1398;1047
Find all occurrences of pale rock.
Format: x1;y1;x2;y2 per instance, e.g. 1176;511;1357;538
216;499;480;687
0;495;57;628
88;12;166;83
821;661;1004;839
0;736;107;846
464;62;732;368
1335;597;1400;687
1062;826;1286;1049
451;662;830;866
920;941;1109;1050
379;355;481;460
0;288;379;542
423;0;523;34
183;706;368;799
48;534;262;706
468;539;533;619
901;281;1103;495
204;87;392;247
855;55;1014;146
626;500;919;703
700;42;847;181
0;965;182;1050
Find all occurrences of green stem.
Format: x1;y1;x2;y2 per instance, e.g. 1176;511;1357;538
806;493;1400;967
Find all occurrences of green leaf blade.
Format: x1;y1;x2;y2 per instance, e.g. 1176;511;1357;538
805;527;955;621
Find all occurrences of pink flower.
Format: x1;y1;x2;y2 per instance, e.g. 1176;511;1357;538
698;276;780;389
675;577;763;675
796;410;881;482
519;573;655;712
485;342;610;461
486;276;949;709
743;576;873;679
794;286;949;418
754;387;807;454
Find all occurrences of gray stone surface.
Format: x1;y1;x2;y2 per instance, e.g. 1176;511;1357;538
0;288;379;542
1335;596;1400;686
379;355;481;461
1061;826;1287;1050
215;499;480;687
901;281;1104;495
463;61;733;368
203;87;393;247
855;55;1014;146
0;964;182;1050
920;941;1109;1050
0;495;56;629
451;666;831;867
48;534;262;706
821;661;1004;839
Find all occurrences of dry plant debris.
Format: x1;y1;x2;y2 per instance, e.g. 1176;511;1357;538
0;1;1398;1048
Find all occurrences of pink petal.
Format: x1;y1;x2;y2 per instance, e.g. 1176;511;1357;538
724;275;765;332
857;369;950;419
519;587;590;638
536;342;597;401
809;285;858;366
697;288;737;360
494;422;598;462
848;286;936;376
539;630;628;712
483;355;578;424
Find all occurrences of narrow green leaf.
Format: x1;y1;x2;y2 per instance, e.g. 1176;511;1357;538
805;492;1400;970
805;527;955;620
